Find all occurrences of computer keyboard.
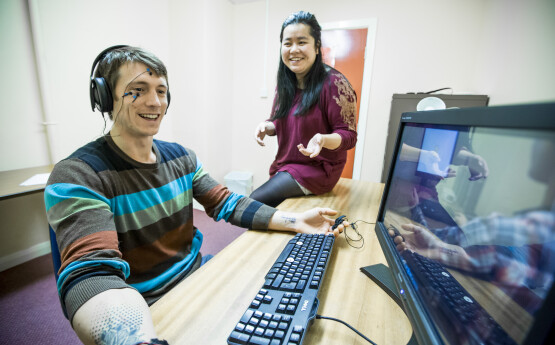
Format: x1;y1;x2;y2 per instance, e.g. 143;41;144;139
227;233;335;345
401;250;517;345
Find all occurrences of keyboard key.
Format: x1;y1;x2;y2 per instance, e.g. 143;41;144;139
293;325;304;333
249;336;270;345
271;275;285;288
228;331;249;344
286;305;296;314
235;322;246;332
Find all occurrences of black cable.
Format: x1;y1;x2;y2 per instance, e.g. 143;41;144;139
424;87;452;94
344;219;374;249
316;314;378;345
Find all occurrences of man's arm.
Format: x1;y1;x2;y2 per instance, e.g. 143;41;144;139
72;288;158;345
268;208;346;237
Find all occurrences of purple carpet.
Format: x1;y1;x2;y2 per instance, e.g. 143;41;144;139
0;209;245;344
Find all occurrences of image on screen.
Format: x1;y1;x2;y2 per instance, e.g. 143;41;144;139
416;128;459;178
381;122;555;345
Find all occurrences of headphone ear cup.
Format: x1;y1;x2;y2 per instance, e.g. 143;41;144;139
166;90;171;112
90;77;113;113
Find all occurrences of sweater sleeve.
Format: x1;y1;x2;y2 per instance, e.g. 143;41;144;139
188;149;277;230
45;159;131;322
322;71;358;151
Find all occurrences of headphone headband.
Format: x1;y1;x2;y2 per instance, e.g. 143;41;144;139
90;45;129;80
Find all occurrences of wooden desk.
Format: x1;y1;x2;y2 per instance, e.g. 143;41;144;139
150;178;413;344
0;165;53;200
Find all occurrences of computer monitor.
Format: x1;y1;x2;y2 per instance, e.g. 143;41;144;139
373;102;555;345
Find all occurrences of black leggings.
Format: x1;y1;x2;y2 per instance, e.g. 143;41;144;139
249;171;305;207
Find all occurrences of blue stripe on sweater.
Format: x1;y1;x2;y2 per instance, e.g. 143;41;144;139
44;183;110;212
110;172;194;216
216;193;243;222
130;230;203;292
45;172;195;216
240;201;263;228
56;260;131;296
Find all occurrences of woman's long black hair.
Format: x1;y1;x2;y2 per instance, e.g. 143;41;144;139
271;11;328;120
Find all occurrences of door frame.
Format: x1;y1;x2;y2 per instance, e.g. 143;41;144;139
321;18;377;180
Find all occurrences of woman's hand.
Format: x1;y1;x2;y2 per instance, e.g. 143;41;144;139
298;133;343;158
255;121;276;146
298;133;324;158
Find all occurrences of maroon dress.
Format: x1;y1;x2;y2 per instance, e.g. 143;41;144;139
269;70;358;195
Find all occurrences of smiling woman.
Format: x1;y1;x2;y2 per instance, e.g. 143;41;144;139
251;11;358;207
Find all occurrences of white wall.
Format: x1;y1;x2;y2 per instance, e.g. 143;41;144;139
0;0;50;171
26;0;174;165
168;0;234;183
477;0;555;105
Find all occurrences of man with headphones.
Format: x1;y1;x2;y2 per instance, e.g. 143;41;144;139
44;45;347;345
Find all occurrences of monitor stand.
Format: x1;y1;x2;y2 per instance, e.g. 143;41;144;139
360;264;419;345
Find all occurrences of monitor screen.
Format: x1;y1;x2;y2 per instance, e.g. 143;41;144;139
374;103;555;345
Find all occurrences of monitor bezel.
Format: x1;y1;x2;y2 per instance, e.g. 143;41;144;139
374;102;555;345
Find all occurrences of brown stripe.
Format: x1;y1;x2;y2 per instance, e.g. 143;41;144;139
123;219;195;273
195;184;231;216
60;231;121;271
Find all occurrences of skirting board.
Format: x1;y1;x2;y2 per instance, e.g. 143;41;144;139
0;240;51;272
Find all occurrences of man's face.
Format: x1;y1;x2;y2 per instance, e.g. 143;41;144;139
111;62;169;139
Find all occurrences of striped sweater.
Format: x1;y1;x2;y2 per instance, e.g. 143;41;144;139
44;135;276;321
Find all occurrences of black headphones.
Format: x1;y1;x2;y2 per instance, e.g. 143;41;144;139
89;45;171;114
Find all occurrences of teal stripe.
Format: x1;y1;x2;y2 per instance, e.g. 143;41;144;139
130;230;203;292
45;183;110;212
111;172;194;216
193;158;206;181
56;259;131;296
46;172;196;216
216;193;243;222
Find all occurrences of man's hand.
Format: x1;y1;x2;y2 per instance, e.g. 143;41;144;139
255;121;276;146
269;208;348;237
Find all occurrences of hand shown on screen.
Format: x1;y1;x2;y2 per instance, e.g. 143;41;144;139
419;150;456;178
456;149;489;181
390;224;472;270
